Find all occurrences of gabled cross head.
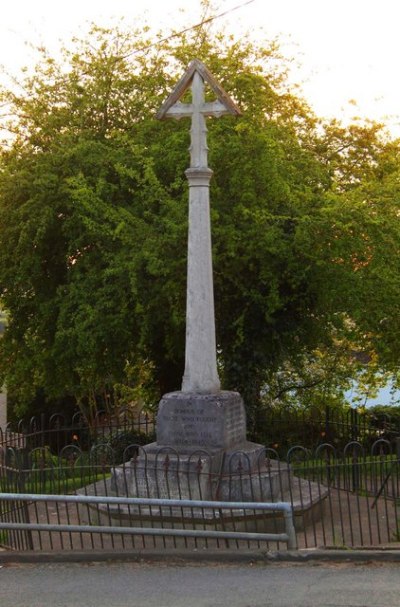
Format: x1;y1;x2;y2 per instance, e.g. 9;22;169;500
156;60;241;169
156;59;241;120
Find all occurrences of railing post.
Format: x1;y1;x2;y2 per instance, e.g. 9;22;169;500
283;507;297;550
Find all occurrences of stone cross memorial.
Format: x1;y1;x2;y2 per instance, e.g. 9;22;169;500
156;59;241;394
154;60;251;455
111;61;276;502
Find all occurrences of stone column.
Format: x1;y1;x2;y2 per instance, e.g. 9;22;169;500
181;167;220;394
156;61;242;395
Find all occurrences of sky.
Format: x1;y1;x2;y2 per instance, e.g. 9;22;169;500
1;0;400;135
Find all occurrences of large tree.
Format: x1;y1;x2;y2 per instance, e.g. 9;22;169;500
0;24;399;425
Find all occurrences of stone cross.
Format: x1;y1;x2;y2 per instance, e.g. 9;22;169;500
156;60;241;394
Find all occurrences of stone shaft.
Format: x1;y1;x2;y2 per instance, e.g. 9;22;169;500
156;61;242;395
181;168;220;393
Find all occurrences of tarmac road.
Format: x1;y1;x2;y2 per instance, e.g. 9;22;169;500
1;560;399;607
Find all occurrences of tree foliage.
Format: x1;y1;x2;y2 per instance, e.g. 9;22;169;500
0;23;400;425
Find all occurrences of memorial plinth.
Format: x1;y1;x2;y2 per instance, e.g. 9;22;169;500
157;391;246;449
111;390;270;501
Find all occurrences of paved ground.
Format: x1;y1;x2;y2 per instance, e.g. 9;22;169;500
8;484;398;553
1;560;399;607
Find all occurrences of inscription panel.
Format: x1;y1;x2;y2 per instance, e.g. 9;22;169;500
156;391;246;448
224;399;246;447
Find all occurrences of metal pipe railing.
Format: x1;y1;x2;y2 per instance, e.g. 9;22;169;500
0;492;297;550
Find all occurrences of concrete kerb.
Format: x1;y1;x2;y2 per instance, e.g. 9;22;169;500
1;548;400;565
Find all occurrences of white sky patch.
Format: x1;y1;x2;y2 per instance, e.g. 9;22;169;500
1;0;400;135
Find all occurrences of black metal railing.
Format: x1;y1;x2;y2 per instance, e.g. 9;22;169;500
0;408;156;455
1;439;400;551
253;405;398;453
2;405;397;457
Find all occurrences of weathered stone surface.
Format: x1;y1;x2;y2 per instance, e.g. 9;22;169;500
221;442;267;474
112;448;215;501
111;448;292;503
214;460;291;502
156;391;247;449
79;475;327;533
181;166;220;394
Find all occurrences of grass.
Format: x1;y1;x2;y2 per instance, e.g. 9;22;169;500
287;453;400;498
1;467;111;495
291;453;398;472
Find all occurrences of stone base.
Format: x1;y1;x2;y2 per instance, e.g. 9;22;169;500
80;388;327;538
215;460;291;502
111;440;268;501
111;390;270;502
111;446;215;500
78;475;327;533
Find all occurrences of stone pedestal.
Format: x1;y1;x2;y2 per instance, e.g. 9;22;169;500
157;391;247;449
93;389;327;532
111;391;272;502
